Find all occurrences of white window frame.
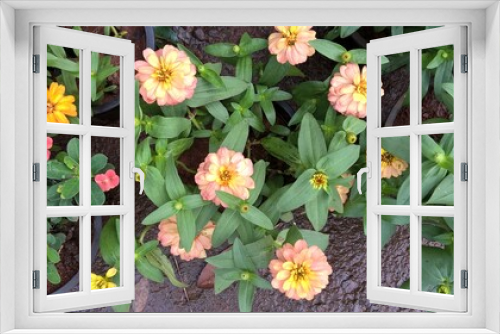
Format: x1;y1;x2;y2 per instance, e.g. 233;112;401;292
1;1;499;333
366;26;467;312
33;25;136;312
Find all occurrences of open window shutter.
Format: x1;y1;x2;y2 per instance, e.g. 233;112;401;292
365;26;467;312
33;26;135;312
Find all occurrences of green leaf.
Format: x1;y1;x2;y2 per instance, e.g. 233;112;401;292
300;229;329;251
205;43;238;58
212;208;243;247
421;135;445;162
260;97;276;126
47;262;61;284
47;161;73;180
250;275;272;290
144;166;169;207
239;36;267;56
205;101;229;123
215;191;242;209
396;176;410;205
218;268;244;281
136;137;152;169
90;182;105;205
207;251;235;269
246;236;274;269
63;156;78;171
349;49;367;64
142;201;178;225
145;116;191;139
165;156;186;200
317;145;360;179
160;101;188;117
47;246;60;263
47;53;79;73
145;249;187;288
238;281;255;312
261;137;301;168
340;26;361;38
220;121;249;153
421;246;454;294
67;138;79;161
91;153;108;175
421;162;448;200
233;238;256;271
188;77;248;108
177;209;196;251
236;56;252;82
111;304;131;313
60;177;79;200
308;39;347;62
48;44;66;58
391;26;404;36
259;56;291;87
215;271;235;294
427;49;446;69
382;136;410;163
180;194;208;210
328;131;348;153
200;67;225;88
284;225;303;245
194;203;218;232
298;113;327;168
259;185;291;225
167;138;194;159
176;44;202;67
100;217;120;267
247;160;266;205
305;190;330;231
427;174;454;205
136;256;164;283
241;205;273;230
135;240;159;257
277;169;318;212
343;116;367;135
288;99;317;126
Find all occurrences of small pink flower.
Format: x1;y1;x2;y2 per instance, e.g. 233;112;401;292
46;137;53;161
195;147;255;207
95;169;120;192
158;216;215;261
328;63;383;119
134;45;197;106
269;240;332;301
268;26;316;65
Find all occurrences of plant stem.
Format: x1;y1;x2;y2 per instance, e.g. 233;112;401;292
176;160;196;174
139;225;153;245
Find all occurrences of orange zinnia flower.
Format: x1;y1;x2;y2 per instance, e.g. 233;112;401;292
47;82;77;123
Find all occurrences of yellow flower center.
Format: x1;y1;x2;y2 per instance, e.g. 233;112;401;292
47;102;54;115
381;149;395;164
357;79;367;97
287;261;312;284
218;167;234;186
310;172;328;190
154;66;174;86
283;29;299;46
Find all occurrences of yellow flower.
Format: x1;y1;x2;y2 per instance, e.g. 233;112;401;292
310;172;328;191
91;268;117;290
381;148;409;179
46;82;77;123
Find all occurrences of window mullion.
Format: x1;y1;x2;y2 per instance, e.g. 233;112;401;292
409;48;420;295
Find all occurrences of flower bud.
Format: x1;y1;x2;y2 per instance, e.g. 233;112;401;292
346;132;358;144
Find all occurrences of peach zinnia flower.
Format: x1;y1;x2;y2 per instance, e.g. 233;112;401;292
95;169;120;192
268;26;316;65
195;147;255;207
328;63;384;119
134;45;197;106
381;148;409;179
158;216;215;261
47;82;77;123
269;240;332;301
46;137;53;161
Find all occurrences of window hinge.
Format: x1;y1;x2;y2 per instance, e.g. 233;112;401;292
33;163;40;182
33;54;40;73
461;162;468;181
461;270;468;289
33;270;40;289
461;54;468;73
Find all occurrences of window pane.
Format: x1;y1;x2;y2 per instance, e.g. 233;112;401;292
421;216;454;295
47;134;81;206
380;136;410;205
47;44;80;124
381;51;410;127
421;134;454;206
91;52;121;127
91;216;121;290
47;216;81;295
91;137;121;205
381;216;410;289
420;45;454;124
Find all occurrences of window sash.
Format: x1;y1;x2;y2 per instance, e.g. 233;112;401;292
33;26;136;313
366;26;468;312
